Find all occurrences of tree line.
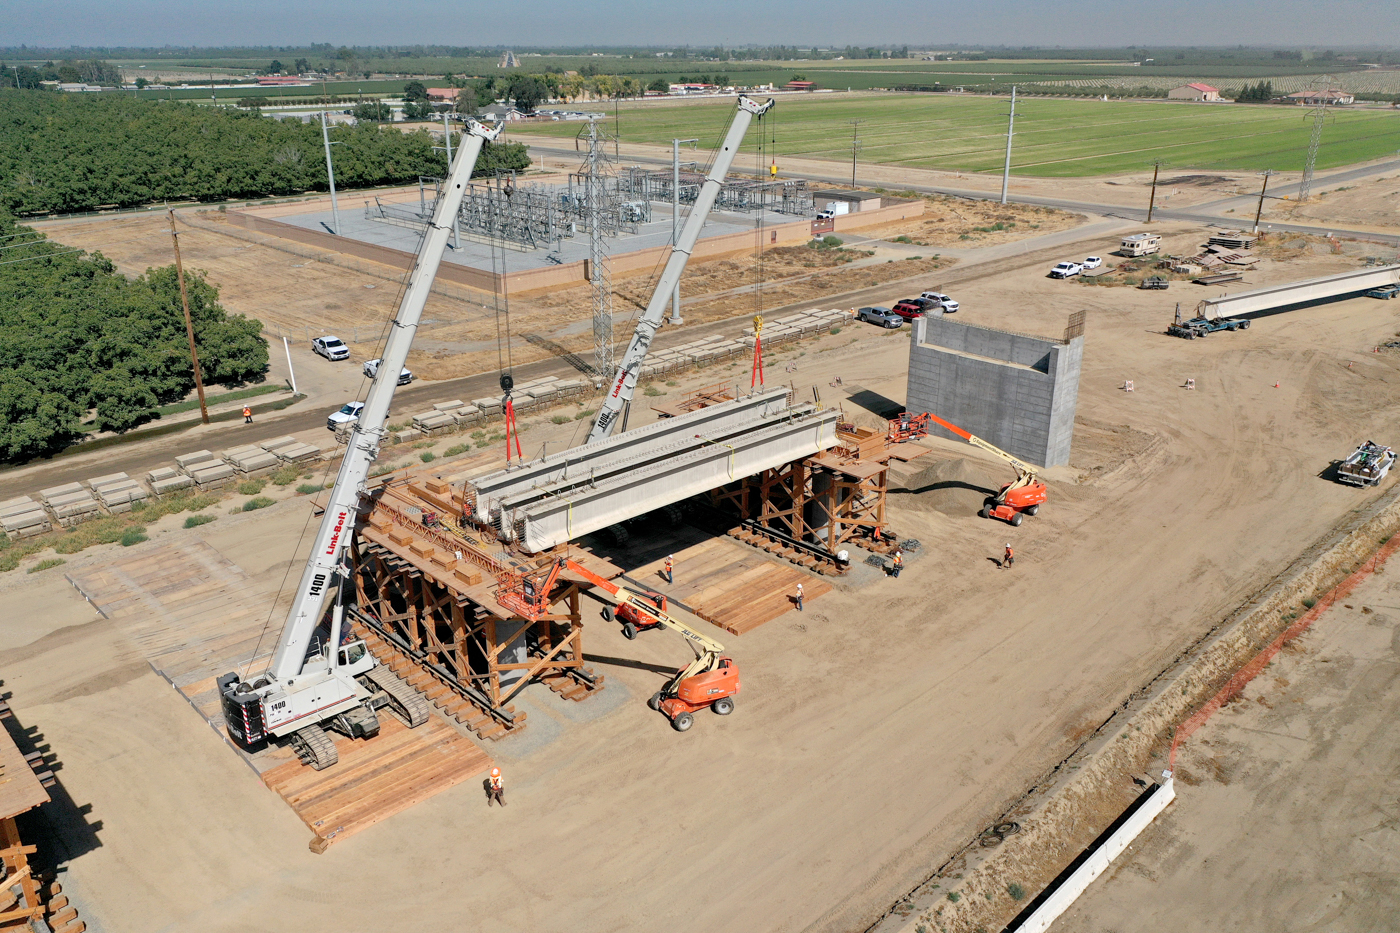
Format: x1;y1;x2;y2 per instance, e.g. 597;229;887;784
0;212;269;461
1235;81;1276;102
0;89;530;215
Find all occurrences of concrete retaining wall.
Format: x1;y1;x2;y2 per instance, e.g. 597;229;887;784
904;314;1083;468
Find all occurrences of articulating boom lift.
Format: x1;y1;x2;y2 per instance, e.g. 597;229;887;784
890;411;1048;526
504;558;740;732
218;120;503;770
586;95;775;443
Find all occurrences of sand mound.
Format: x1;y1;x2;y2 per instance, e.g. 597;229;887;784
890;456;999;515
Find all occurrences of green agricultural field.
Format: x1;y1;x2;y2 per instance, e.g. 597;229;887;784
510;94;1400;177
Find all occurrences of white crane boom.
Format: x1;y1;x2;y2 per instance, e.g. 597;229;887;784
219;121;500;760
586;95;774;443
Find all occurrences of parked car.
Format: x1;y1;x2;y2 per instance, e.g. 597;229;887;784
327;401;365;431
1083;256;1103;270
311;335;350;361
891;299;932;320
920;291;959;313
1049;262;1083;279
363;358;413;385
856;306;904;328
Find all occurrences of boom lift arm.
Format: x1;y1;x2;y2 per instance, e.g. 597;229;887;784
895;411;1047;525
218;120;502;766
586;95;775;443
503;558;739;732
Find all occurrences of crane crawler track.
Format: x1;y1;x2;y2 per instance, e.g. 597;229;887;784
363;665;431;728
292;723;339;771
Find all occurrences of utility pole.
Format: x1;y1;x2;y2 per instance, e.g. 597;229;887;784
1146;160;1163;223
1000;85;1017;205
848;119;863;188
670;136;698;325
282;336;298;396
320;111;342;235
1253;169;1277;233
166;210;209;425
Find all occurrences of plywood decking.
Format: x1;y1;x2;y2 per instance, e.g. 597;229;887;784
66;542;494;851
262;716;491;852
601;528;832;636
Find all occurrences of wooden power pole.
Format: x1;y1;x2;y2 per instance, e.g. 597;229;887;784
1146;161;1162;223
167;210;210;425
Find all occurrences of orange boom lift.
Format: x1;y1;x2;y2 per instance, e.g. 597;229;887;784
502;558;740;732
889;411;1048;526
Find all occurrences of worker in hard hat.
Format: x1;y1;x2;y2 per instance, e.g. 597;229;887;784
890;549;903;578
1003;544;1014;569
487;766;506;807
664;555;674;585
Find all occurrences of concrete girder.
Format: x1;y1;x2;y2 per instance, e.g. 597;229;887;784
469;387;795;525
1199;264;1400;319
501;407;841;553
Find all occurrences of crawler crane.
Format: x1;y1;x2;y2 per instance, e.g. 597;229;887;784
217;120;503;770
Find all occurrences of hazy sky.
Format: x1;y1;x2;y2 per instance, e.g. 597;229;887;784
2;0;1397;50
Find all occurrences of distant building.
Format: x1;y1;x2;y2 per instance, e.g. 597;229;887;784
1287;89;1355;106
57;83;104;92
668;83;714;95
1167;83;1221;102
499;51;519;68
785;80;816;91
426;87;459;102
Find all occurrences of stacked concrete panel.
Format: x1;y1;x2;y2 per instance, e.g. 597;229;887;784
0;496;52;538
176;451;235;488
904;313;1083;468
260;436;321;462
88;472;149;513
147;467;195;495
40;483;102;527
222;444;281;475
412;409;458;435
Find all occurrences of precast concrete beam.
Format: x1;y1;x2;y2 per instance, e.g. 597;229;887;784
469;387;794;524
1200;264;1400;318
507;408;840;553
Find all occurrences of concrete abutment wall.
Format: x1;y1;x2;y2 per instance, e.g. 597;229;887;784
904;314;1083;468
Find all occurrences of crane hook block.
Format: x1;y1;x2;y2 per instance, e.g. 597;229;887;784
753;314;763;333
500;373;514;394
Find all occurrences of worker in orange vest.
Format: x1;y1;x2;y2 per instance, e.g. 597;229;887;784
243;405;253;424
487;767;505;807
890;549;903;578
664;555;674;585
1003;543;1014;569
794;582;804;612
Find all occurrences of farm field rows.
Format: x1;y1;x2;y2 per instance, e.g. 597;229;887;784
512;93;1400;176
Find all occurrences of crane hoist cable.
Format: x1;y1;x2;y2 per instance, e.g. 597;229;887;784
489;175;523;465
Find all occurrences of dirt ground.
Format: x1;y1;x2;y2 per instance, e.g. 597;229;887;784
1055;564;1400;933
1265;171;1400;233
5;226;1400;932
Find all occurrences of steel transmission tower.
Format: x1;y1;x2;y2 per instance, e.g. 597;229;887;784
585;122;615;383
1298;76;1335;203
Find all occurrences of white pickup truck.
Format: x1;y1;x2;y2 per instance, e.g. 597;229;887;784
1049;261;1083;279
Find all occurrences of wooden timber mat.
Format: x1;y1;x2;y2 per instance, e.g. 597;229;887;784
66;541;494;851
261;716;492;852
586;527;832;636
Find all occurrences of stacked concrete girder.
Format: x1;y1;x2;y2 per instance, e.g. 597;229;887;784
0;497;51;538
469;388;840;553
1196;264;1400;319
